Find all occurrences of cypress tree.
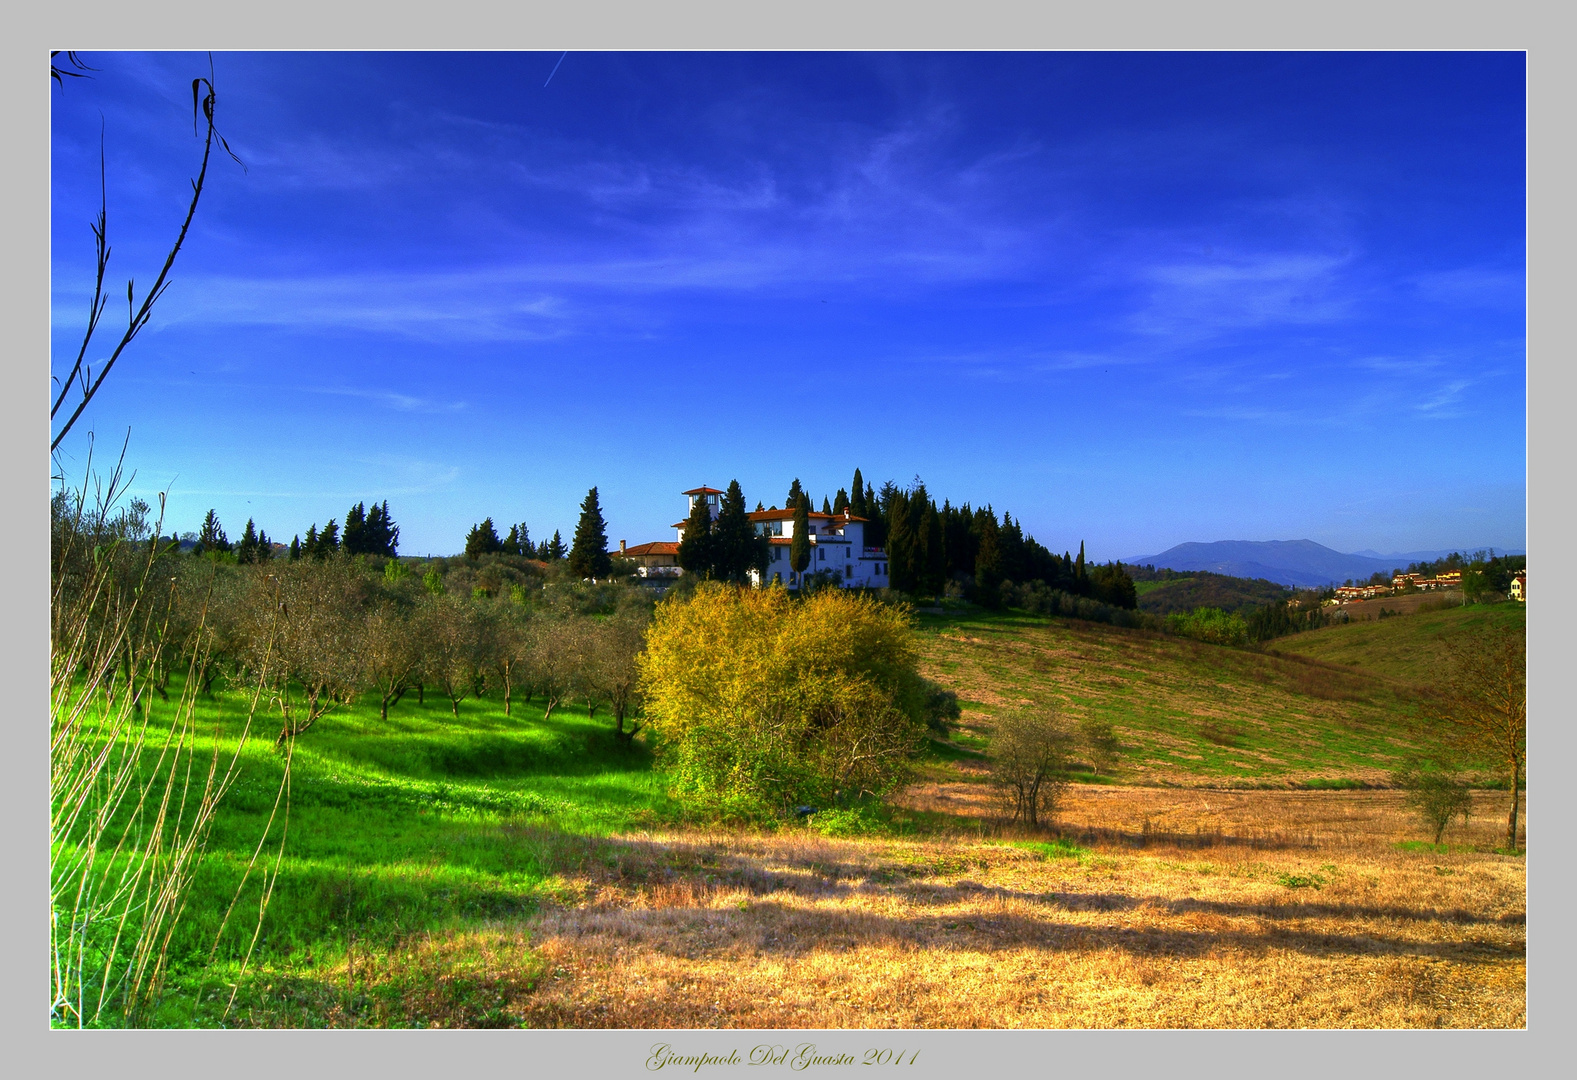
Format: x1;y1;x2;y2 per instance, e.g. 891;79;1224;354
257;529;273;563
568;487;612;578
713;479;769;584
821;496;832;515
677;487;716;578
884;488;913;592
289;535;302;561
303;524;319;560
833;487;850;514
786;478;804;508
849;468;866;518
974;511;1002;607
789;498;812;579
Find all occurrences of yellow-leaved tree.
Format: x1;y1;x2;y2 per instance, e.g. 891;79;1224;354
637;582;927;818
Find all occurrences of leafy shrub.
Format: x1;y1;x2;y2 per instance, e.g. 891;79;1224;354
637;583;928;817
921;681;962;735
1166;606;1249;646
809;805;888;838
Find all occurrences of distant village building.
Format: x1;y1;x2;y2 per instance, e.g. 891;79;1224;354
1337;567;1466;604
623;486;889;590
1510;570;1526;602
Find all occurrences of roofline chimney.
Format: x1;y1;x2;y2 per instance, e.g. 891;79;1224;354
619;539;626;554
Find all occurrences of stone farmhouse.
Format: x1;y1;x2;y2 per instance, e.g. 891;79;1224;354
617;486;889;590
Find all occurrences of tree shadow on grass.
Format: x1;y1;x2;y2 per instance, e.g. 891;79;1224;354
514;828;1525;967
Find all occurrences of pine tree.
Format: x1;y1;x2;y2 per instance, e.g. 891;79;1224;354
302;524;319;560
198;509;230;554
535;539;550;561
465;518;503;559
364;500;399;557
503;524;521;556
547;530;567;561
712;479;769;584
257;528;273;563
236;518;260;564
568;487;612;578
319;518;340;557
512;522;530;556
677;487;716;579
790;498;812;579
343;502;368;555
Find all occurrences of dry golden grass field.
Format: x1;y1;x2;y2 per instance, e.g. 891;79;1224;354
290;786;1520;1029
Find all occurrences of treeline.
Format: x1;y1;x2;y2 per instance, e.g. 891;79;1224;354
1127;567;1293;616
54;487;660;748
154;500;402;564
805;469;1138;610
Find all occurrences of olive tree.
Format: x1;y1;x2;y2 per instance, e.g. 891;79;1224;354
989;707;1075;830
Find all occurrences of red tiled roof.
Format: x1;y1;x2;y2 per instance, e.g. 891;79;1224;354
682;486;725;496
621;541;680;557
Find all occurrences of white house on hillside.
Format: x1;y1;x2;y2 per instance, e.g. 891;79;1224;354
623;486;889;590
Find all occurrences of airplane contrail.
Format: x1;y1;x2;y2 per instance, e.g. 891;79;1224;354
544;51;568;88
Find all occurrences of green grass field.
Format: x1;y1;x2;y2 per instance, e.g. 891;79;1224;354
1268;601;1524;680
106;682;682;1026
910;601;1520;787
75;597;1522;1026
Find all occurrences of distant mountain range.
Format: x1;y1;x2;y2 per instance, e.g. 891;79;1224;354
1121;539;1526;589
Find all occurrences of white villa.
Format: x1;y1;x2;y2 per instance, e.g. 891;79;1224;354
618;486;889;589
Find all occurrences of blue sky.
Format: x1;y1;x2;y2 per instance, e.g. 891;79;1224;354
50;51;1526;560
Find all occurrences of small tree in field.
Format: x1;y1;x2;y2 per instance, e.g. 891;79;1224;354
1393;762;1473;845
990;707;1075;829
1078;716;1121;777
1429;622;1525;849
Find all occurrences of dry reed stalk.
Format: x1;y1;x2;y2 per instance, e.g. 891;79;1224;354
50;452;287;1027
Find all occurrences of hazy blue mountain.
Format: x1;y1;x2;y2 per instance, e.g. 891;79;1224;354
1122;540;1406;588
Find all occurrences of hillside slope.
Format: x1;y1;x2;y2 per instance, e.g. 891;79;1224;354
912;607;1434;787
1268;602;1524;682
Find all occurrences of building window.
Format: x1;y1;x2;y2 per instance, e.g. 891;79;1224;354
845;565;852;579
818;547;825;561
